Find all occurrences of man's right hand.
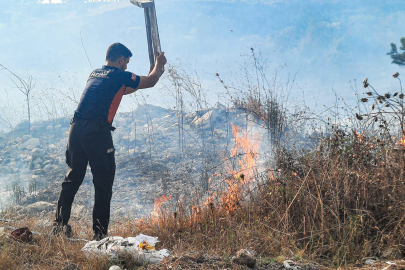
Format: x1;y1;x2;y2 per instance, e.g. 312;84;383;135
124;52;168;94
156;52;167;69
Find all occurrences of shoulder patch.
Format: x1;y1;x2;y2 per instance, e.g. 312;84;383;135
131;73;137;81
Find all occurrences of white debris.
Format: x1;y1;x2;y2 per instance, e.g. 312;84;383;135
283;260;300;270
365;259;377;265
81;234;170;264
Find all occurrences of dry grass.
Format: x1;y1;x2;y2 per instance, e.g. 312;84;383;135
119;128;405;267
2;129;405;269
3;88;405;269
0;216;138;270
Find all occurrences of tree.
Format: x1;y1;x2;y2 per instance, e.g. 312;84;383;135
387;37;405;67
0;64;35;134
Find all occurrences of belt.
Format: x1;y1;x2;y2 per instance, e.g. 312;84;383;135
70;117;116;131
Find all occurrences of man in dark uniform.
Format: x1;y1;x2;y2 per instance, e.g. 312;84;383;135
52;43;167;240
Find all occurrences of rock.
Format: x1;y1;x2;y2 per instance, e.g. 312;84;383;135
43;164;53;173
19;138;40;150
283;260;300;270
114;117;127;127
32;158;43;166
185;112;196;120
109;266;122;270
61;264;79;270
31;148;44;158
21;135;32;142
232;249;257;268
214;102;226;111
381;247;403;260
191;111;213;128
71;205;88;218
196;108;211;117
19;201;55;215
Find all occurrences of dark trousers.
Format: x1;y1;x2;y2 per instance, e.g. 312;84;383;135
55;118;116;236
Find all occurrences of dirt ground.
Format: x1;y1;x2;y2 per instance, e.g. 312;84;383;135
144;254;405;270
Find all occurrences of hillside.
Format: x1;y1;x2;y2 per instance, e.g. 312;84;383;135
0;103;268;218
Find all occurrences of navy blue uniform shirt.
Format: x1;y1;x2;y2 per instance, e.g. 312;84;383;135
74;66;140;124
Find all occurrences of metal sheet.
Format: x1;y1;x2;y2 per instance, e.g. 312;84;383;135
132;0;164;73
130;0;153;8
144;8;155;67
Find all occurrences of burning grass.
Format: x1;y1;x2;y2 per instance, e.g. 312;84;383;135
112;125;404;267
125;127;405;267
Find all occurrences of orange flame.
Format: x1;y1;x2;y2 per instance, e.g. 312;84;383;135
149;124;260;221
216;125;260;213
230;125;260;185
399;135;405;147
151;195;171;221
355;131;363;143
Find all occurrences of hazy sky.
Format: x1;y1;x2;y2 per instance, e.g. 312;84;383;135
0;0;404;130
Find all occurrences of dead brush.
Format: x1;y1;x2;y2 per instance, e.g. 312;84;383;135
0;215;144;269
272;127;405;266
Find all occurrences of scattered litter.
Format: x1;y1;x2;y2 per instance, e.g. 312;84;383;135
386;261;396;265
81;234;171;264
10;227;33;242
283;260;301;270
109;266;122;270
232;249;257;268
365;258;378;265
0;227;5;237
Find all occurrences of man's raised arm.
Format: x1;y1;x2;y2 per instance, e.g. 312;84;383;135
124;52;167;95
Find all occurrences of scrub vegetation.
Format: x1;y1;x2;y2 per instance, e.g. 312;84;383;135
1;49;405;269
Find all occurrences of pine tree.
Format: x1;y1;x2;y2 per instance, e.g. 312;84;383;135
387;37;405;67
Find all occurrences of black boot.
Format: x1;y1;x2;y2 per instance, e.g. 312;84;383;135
51;222;73;238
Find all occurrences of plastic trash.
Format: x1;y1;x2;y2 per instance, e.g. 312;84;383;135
11;227;33;242
365;259;377;265
81;234;170;264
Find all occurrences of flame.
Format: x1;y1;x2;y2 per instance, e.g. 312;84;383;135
216;125;260;213
355;131;363;143
269;171;276;181
190;205;201;223
149;124;260;221
399;135;405;147
151;195;171;222
230;125;260;185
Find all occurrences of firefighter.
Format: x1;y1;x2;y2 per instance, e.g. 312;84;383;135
52;43;167;240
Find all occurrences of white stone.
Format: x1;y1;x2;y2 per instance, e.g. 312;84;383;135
114;117;127;127
21;135;32;142
214;102;227;111
20;201;55;215
43;164;53;173
19;138;40;150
